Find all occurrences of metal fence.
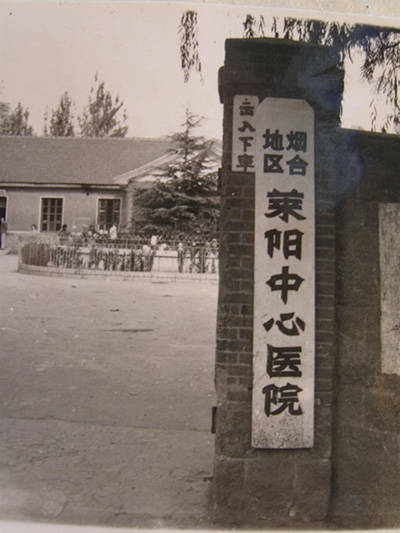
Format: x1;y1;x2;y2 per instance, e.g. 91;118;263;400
19;241;219;274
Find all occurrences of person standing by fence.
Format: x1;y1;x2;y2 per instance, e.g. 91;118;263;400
0;217;8;249
58;224;70;244
109;224;118;241
142;242;153;271
177;242;185;273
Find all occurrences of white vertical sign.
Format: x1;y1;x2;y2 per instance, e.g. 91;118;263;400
232;95;259;172
252;98;315;448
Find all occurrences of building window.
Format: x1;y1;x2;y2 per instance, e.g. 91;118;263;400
41;198;63;232
98;198;121;230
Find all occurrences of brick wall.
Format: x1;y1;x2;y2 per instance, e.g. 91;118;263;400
332;129;400;528
213;39;342;527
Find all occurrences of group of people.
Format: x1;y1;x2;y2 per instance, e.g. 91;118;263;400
43;222;219;273
176;239;218;273
57;224;119;245
54;223;218;250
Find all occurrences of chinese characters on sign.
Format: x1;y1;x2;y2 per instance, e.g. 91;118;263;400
250;98;315;448
232;95;259;172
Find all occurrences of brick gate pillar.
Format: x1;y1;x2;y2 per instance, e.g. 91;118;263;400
213;39;343;527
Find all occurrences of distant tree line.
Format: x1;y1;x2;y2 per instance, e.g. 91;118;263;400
1;73;128;137
0;101;33;136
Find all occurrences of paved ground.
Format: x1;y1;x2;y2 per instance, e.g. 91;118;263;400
0;255;218;528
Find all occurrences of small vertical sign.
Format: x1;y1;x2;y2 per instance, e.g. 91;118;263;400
252;98;315;448
232;95;259;172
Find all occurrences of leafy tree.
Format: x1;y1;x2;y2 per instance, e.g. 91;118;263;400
0;102;10;125
132;110;219;238
178;10;400;131
0;102;34;135
45;92;75;136
268;19;400;131
179;11;202;83
78;73;128;137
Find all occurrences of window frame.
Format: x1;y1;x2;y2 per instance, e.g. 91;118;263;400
96;197;121;230
39;196;64;232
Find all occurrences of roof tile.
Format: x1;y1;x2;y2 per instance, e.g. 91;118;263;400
0;136;174;185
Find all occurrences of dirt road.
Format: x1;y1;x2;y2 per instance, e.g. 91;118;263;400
0;255;218;528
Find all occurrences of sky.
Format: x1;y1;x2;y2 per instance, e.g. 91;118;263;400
0;0;399;140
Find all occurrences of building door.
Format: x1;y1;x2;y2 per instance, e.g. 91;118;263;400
0;196;7;221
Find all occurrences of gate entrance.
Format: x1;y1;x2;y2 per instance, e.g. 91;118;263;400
213;37;400;529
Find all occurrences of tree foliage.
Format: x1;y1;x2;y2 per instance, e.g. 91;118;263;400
0;102;9;125
271;18;400;131
178;11;202;83
179;9;400;131
0;102;34;135
243;14;266;39
45;92;75;136
78;73;128;137
132;110;219;238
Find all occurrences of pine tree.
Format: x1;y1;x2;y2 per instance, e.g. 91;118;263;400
78;73;128;137
132;110;219;239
